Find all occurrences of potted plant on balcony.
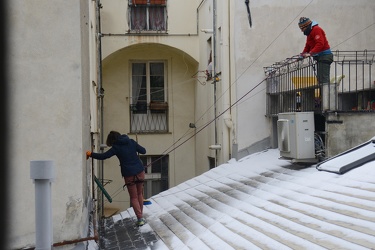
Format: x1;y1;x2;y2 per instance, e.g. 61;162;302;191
149;101;168;111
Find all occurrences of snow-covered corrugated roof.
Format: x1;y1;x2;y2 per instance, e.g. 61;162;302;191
102;143;375;250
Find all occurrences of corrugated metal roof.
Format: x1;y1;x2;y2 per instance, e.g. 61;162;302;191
101;147;375;250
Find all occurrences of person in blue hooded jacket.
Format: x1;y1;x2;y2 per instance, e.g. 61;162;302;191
86;131;147;226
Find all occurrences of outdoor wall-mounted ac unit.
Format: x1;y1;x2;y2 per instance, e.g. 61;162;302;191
277;112;315;162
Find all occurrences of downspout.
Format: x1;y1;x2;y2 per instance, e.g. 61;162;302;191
222;0;233;162
95;0;105;218
213;0;218;167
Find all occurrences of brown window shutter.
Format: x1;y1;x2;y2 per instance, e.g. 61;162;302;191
150;0;166;4
133;0;147;5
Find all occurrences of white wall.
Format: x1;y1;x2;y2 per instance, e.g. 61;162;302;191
100;45;197;212
195;0;216;174
98;0;201;213
7;1;374;246
100;0;200;61
8;0;93;248
232;0;375;155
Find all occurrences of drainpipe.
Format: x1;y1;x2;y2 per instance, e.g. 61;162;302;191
221;0;233;162
95;0;105;218
213;0;218;166
30;160;55;250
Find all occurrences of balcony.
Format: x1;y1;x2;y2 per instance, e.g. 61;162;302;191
130;102;169;133
264;50;375;117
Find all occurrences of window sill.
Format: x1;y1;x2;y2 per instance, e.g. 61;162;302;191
126;30;169;35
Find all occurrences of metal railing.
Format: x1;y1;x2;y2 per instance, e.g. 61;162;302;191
334;50;375;111
130;103;169;133
265;55;318;116
265;50;375;117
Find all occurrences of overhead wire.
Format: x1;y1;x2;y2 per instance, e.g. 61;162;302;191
141;0;316;169
99;0;307;205
105;0;315;200
331;22;375;49
162;1;316;151
106;0;373;199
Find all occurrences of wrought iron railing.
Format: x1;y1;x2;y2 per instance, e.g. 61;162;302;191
264;56;319;116
333;50;375;111
130;102;169;133
264;50;375;117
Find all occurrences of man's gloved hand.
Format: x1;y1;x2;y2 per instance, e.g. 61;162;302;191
86;151;92;160
301;52;311;58
297;54;304;61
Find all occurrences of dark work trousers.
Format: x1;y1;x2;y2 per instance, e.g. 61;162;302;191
314;53;334;84
315;53;334;110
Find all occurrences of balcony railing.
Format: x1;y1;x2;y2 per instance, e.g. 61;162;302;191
130;102;168;133
264;50;375;117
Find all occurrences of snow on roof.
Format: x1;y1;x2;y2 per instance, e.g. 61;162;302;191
107;147;375;249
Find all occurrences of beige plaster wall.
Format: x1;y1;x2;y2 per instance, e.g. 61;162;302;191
99;0;200;61
100;44;197;212
232;0;375;156
7;0;93;248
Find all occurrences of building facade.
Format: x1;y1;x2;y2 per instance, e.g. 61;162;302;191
7;0;375;248
8;0;96;248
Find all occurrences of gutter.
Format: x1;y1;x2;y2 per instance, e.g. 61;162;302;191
22;235;99;250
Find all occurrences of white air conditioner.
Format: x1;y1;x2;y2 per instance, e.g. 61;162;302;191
277;112;315;162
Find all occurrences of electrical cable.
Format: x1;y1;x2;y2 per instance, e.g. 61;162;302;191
137;0;316;169
331;22;375;49
144;77;269;169
105;0;372;199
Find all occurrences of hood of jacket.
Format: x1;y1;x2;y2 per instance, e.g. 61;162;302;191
114;134;130;145
304;20;318;36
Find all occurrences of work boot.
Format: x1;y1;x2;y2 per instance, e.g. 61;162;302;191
137;218;146;227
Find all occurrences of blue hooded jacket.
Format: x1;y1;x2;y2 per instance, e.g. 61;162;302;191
91;134;146;177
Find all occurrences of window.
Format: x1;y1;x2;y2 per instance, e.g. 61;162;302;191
208;156;216;169
140;155;169;198
128;0;167;32
132;61;166;106
206;39;213;81
130;61;168;133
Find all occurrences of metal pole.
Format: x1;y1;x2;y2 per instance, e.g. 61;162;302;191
95;0;105;218
30;160;55;250
213;0;218;167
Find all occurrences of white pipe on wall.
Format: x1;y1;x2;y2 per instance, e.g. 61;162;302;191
30;160;55;250
221;0;232;162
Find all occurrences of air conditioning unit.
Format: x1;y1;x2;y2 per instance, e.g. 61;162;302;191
277;112;316;163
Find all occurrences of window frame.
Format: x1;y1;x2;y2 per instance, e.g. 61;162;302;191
139;155;169;198
130;60;167;106
129;60;169;134
128;0;168;33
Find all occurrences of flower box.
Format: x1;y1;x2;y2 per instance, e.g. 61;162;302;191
149;101;168;111
132;0;166;4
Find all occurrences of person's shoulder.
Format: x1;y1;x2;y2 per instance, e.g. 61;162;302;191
129;138;136;143
128;138;138;146
312;25;325;32
310;25;324;36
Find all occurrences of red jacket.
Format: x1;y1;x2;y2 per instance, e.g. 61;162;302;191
302;25;331;56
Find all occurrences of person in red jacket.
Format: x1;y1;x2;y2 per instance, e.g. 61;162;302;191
298;17;333;85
